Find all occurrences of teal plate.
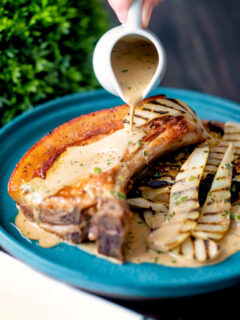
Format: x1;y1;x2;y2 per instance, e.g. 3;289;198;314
0;88;240;299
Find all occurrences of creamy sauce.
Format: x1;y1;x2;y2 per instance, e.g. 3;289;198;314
124;213;240;267
15;210;60;248
111;36;158;130
16;203;240;267
21;127;145;207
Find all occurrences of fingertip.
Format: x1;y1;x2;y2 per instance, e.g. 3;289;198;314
108;0;132;24
142;4;153;28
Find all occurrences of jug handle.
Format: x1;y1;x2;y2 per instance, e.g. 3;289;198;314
126;0;142;29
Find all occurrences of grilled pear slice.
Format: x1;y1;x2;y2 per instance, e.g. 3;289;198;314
127;198;168;213
231;202;240;226
143;210;165;230
192;143;234;240
148;143;209;252
143;210;153;228
124;97;205;129
223;122;240;159
204;122;240;175
140;185;173;204
171;236;220;262
127;198;167;230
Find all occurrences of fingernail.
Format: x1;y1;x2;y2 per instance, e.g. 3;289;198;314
142;4;153;28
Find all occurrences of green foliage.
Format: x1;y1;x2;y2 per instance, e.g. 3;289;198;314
0;0;109;125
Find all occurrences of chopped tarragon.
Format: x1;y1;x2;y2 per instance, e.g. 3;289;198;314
110;190;126;199
93;167;101;174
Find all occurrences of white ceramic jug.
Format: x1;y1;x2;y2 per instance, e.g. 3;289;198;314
93;0;166;103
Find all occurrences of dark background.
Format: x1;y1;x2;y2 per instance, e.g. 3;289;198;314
104;0;240;319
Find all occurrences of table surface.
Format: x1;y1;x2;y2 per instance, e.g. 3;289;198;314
104;0;240;319
1;1;239;319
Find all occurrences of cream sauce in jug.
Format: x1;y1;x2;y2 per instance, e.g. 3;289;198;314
111;35;159;130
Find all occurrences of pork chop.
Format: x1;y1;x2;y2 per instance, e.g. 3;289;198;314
8;95;207;260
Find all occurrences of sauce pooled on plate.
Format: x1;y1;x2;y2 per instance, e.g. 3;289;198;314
15;208;240;267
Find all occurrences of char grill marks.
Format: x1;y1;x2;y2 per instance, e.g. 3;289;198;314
128;120;240;263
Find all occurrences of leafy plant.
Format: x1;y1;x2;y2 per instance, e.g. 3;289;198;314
0;0;109;126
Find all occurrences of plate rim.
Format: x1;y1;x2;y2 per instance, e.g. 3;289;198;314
1;87;240;299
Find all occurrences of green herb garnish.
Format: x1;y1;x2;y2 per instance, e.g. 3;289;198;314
110;190;126;199
154;257;159;263
222;210;233;220
165;211;176;221
224;210;231;215
106;160;112;166
225;163;232;171
93;167;101;174
117;192;126;199
143;151;147;156
189;176;196;181
173;192;180;201
175;196;188;206
122;69;128;73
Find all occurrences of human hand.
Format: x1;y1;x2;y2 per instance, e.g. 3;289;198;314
108;0;162;28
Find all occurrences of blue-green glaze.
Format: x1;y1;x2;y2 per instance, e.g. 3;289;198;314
0;88;240;299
